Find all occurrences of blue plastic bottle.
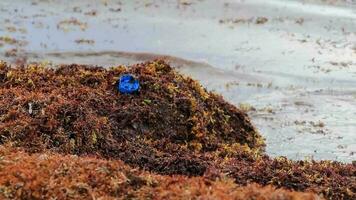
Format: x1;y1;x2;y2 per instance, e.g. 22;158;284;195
117;74;140;94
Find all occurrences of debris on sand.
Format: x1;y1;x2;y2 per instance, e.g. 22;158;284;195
0;36;28;46
0;60;354;199
74;39;95;45
0;36;18;45
255;17;268;24
57;18;88;31
219;17;269;25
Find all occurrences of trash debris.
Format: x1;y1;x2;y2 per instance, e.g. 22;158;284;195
118;74;140;94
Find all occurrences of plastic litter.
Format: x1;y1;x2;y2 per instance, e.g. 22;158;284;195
117;74;140;94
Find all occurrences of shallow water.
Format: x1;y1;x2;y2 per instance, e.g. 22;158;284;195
0;0;355;162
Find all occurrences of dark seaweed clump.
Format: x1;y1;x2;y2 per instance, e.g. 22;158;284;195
0;60;264;176
0;60;354;200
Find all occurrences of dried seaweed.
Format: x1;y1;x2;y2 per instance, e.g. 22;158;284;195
0;60;354;199
216;152;355;200
0;60;264;176
0;147;319;200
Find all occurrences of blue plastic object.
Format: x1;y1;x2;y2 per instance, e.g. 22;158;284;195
117;74;140;94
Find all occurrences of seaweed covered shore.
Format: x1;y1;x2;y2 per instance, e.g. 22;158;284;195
0;147;319;200
0;60;354;199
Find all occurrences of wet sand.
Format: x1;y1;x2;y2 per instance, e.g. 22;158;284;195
0;0;355;162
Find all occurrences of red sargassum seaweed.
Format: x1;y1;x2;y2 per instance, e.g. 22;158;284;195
0;147;320;200
0;60;354;199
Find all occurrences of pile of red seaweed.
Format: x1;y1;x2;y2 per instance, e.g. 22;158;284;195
0;147;318;200
0;60;354;199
